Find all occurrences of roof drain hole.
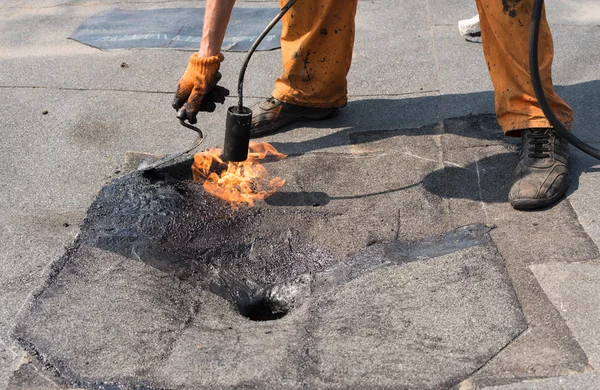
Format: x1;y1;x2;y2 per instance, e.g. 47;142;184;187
241;297;288;322
236;277;310;322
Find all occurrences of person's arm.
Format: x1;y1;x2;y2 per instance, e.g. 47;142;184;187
199;0;236;57
173;0;236;123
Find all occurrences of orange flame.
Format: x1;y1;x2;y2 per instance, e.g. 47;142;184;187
191;142;287;208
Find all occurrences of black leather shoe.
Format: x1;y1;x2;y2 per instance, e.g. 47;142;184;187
249;97;339;138
509;128;569;210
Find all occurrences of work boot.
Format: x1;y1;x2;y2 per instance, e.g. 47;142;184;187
249;97;339;138
509;128;569;210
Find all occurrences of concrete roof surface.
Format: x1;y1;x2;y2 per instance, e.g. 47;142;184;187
1;0;599;389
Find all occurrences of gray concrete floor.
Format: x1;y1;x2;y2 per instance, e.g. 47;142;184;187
1;0;600;388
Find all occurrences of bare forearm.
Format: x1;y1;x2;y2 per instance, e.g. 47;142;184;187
199;0;236;57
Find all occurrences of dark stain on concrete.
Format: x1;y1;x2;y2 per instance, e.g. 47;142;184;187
70;116;115;147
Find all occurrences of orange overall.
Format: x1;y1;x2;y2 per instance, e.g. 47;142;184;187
272;0;573;135
272;0;358;108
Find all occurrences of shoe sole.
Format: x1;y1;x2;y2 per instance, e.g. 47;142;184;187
509;185;568;210
249;108;339;138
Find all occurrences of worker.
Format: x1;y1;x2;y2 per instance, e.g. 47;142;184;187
173;0;572;211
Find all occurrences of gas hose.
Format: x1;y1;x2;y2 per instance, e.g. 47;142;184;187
530;0;600;159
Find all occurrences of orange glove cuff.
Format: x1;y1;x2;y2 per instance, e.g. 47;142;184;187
185;53;224;87
174;53;225;116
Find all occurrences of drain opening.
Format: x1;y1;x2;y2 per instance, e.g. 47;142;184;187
210;272;309;322
239;298;288;322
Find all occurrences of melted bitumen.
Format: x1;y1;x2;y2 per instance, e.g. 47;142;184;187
78;161;492;321
79;161;334;320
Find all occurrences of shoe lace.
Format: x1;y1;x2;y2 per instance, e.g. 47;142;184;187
526;129;551;159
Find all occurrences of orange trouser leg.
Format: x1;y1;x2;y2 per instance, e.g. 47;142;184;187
475;0;573;135
272;0;358;108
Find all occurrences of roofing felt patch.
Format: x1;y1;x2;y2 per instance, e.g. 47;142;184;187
12;152;527;388
69;8;283;52
12;115;597;388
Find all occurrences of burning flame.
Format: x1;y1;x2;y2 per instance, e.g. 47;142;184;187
191;142;287;208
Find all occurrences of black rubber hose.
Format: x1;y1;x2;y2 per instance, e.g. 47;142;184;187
530;0;600;159
238;0;297;111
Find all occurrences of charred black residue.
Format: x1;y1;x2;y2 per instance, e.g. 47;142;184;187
320;28;328;36
79;162;334;321
502;0;521;18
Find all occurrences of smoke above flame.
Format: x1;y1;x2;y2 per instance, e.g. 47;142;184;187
191;142;287;208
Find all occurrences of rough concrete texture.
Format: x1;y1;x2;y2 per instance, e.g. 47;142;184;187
2;0;600;388
483;373;600;390
310;247;521;389
0;0;439;97
12;115;599;389
0;343;16;390
530;262;600;368
566;148;600;249
14;201;525;389
158;243;524;389
433;118;597;387
5;356;65;390
15;245;204;387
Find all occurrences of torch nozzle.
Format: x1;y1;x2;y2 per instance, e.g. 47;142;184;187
222;106;252;162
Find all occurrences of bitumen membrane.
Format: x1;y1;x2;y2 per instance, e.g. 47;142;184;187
2;1;600;388
9;114;600;389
